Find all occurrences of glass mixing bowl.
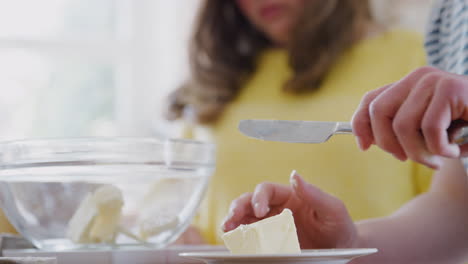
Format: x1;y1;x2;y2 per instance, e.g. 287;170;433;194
0;138;215;251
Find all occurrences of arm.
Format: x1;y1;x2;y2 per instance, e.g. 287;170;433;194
352;158;468;264
223;160;468;263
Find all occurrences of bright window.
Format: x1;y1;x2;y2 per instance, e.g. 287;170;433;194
0;0;197;140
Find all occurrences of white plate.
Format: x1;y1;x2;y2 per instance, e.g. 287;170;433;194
179;248;378;264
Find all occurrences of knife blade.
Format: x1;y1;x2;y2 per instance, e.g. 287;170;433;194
238;120;352;143
238;120;468;145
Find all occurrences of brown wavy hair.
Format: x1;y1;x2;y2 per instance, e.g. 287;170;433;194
166;0;372;124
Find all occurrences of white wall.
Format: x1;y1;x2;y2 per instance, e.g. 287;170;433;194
0;0;201;140
371;0;434;33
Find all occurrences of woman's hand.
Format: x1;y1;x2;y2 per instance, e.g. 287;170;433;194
173;226;205;245
352;66;468;169
222;171;358;249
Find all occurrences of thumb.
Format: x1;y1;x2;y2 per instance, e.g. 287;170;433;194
290;170;344;215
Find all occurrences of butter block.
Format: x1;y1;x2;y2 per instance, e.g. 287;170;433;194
67;185;124;244
66;193;97;243
89;185;124;243
222;208;301;254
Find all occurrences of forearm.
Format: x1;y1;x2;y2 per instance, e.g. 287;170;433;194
351;159;468;264
353;193;468;264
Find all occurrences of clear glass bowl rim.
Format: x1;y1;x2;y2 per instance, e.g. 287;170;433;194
0;137;216;168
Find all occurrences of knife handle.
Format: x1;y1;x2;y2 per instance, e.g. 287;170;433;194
452;127;468;145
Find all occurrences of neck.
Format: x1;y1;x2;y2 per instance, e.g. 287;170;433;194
359;20;387;40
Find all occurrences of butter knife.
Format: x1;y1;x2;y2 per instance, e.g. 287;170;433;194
238;120;468;145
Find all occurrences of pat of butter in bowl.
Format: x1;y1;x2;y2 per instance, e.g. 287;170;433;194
67;185;124;244
222;208;301;254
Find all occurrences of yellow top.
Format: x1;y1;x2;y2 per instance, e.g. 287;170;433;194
192;29;432;244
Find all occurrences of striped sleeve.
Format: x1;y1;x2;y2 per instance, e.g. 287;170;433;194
425;0;468;75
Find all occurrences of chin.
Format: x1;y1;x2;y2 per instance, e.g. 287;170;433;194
265;23;292;45
267;32;290;46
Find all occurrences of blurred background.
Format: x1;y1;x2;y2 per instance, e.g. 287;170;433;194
0;0;430;141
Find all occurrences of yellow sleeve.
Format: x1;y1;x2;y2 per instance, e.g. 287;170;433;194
404;30;427;71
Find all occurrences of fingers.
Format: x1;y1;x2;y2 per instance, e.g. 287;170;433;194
368;72;430;161
392;74;443;169
223;171;352;237
352;85;390;151
251;182;291;218
290;171;345;216
392;71;468;165
422;77;468;158
365;67;440;161
222;193;254;232
422;83;461;159
173;226;205;245
222;182;292;232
